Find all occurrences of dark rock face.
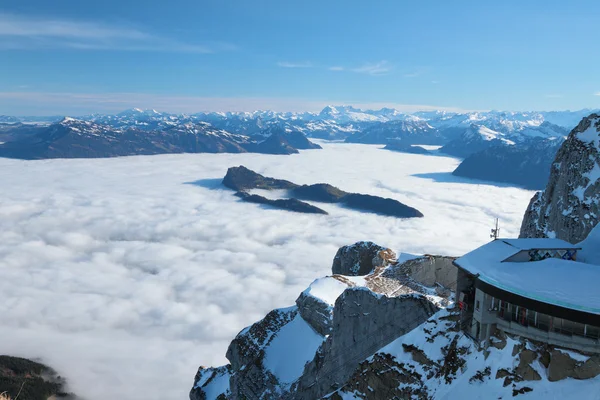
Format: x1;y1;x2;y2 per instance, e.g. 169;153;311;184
343;193;424;218
292;184;347;203
520;114;600;242
547;350;600;381
452;138;563;190
246;133;299;155
384;141;431;155
330;353;431;400
221;167;424;219
331;241;396;276
222;166;298;191
225;307;302;400
234;191;328;214
253;127;322;150
293;184;424;218
0;355;76;400
190;365;232;400
292;289;439;400
295;291;336;336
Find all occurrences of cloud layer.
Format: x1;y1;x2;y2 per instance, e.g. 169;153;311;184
0;91;470;115
0;142;535;399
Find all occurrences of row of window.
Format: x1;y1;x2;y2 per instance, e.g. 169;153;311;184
493;299;600;340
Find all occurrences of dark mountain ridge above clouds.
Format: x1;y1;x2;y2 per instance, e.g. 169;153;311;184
0;117;321;159
222;166;424;218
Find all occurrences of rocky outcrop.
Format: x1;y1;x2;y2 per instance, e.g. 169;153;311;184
189;242;451;400
234;191;328;215
222;166;298;192
520;114;600;242
0;355;77;400
294;291;338;337
547;349;600;382
384;141;431;155
221;167;424;218
331;241;396;276
291;288;439;399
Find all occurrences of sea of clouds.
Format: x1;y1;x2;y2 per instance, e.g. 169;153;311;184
0;142;535;399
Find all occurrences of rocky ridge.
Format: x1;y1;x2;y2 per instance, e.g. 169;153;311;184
221;166;424;218
190;242;459;399
520;113;600;242
190;240;600;399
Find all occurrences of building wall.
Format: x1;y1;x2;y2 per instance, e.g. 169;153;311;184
472;288;498;342
497;319;600;354
470;287;600;354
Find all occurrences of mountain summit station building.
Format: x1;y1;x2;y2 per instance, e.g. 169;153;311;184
454;238;600;354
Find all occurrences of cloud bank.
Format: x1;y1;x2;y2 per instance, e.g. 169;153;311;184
0;142;535;399
0;91;471;115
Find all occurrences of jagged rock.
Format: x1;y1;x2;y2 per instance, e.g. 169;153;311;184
402;343;437;367
295;292;334;336
331;241;396;276
469;366;492;383
512;386;534;397
332;353;431;399
222;166;298;192
520;114;600;243
190;365;232;400
234;191;328;214
575;356;600;379
515;349;541;381
222;168;424;218
548;350;579;381
292;288;439;399
489;328;507;350
226;307;297;371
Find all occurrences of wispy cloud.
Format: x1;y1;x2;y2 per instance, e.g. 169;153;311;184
403;67;430;78
431;80;440;84
328;66;344;71
351;61;392;76
0;13;231;53
594;92;600;96
545;94;562;98
276;61;313;68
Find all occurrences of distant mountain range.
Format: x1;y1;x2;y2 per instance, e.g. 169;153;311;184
0;117;321;159
0;106;597;188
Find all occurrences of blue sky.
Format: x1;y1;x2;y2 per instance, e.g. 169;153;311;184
1;0;599;115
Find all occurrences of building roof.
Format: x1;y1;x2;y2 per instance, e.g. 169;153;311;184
500;238;581;251
455;239;600;315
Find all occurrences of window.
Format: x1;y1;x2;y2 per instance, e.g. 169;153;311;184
537;313;551;331
476;300;480;311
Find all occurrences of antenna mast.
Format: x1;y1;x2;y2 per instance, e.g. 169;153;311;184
490;218;500;240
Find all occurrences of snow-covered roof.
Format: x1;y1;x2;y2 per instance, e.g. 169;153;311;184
455;239;600;314
501;238;580;251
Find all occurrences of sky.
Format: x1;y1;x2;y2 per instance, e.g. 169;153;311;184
1;0;600;115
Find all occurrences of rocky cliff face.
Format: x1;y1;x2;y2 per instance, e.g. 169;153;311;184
190;242;600;399
520;113;600;243
190;242;457;400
